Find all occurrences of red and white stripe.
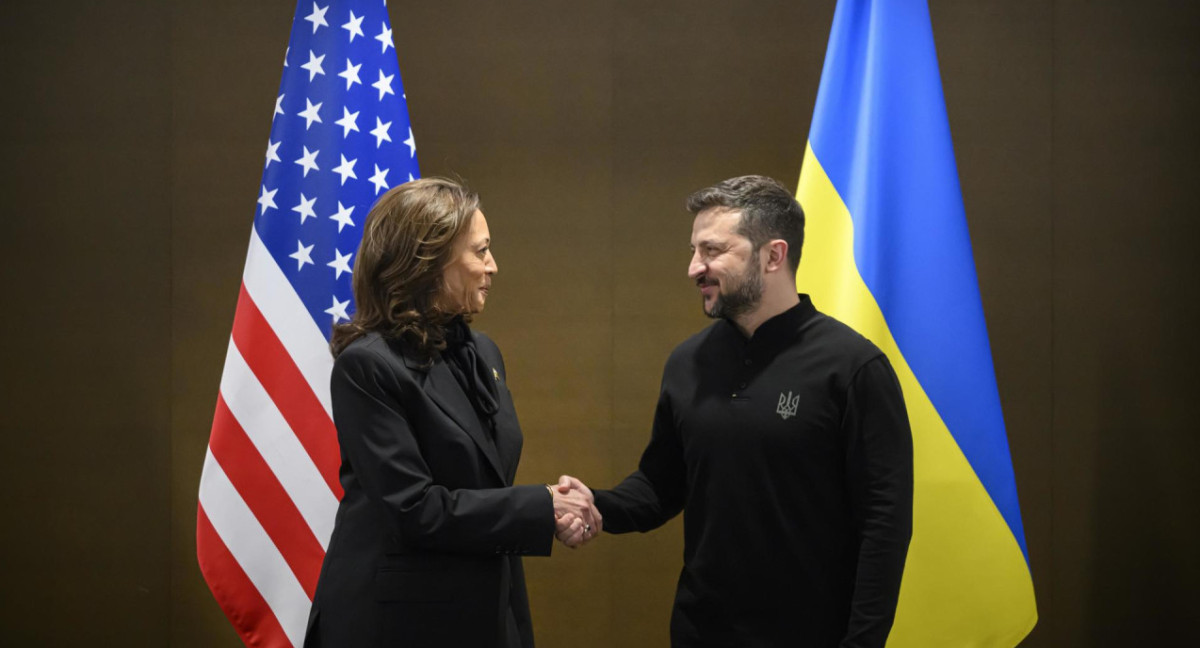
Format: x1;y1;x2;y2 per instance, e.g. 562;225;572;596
198;228;342;647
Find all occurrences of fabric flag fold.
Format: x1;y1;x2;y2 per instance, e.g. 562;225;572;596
197;1;419;645
795;0;1037;645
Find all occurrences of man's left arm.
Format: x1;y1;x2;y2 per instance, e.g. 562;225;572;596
841;354;914;648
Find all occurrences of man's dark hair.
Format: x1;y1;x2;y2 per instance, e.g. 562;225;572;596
686;175;805;273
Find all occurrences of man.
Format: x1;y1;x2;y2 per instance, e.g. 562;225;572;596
561;175;913;647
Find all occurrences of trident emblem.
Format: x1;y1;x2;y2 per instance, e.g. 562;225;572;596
776;391;800;420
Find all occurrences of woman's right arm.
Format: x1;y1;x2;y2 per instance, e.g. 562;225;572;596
332;344;556;556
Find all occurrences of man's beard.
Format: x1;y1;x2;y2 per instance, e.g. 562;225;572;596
704;259;764;320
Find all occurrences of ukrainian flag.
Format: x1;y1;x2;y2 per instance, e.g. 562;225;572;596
795;1;1037;645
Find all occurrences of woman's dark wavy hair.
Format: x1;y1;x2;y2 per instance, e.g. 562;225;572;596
330;177;480;362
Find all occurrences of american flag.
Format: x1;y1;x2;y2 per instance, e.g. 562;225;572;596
197;2;419;645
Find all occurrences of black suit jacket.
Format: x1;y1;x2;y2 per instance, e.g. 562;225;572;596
304;331;554;648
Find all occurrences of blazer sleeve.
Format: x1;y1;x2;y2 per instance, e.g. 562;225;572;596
840;355;913;647
593;378;687;533
332;343;555;556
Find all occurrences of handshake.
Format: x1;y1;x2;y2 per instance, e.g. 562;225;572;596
549;475;600;549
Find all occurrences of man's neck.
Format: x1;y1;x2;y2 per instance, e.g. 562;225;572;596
732;289;800;338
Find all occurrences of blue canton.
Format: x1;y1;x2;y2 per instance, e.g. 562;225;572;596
255;0;419;339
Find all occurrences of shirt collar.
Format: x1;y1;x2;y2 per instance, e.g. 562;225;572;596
723;294;817;347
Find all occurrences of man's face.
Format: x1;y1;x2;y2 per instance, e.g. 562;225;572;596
688;208;763;320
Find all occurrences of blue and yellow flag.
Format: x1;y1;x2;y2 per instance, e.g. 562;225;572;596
796;1;1037;645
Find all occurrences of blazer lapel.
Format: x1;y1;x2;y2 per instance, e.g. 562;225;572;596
423;360;507;484
491;387;523;484
467;334;523;483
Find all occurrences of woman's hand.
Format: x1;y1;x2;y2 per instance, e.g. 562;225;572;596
555;513;586;548
552;481;601;548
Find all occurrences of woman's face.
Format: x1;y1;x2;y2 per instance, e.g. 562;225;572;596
440;210;497;315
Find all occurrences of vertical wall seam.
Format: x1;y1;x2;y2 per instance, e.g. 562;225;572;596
165;2;175;641
1048;0;1058;640
607;0;619;638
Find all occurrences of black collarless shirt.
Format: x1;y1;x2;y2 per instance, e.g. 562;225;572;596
596;295;913;648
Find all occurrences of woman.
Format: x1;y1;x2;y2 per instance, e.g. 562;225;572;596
304;177;599;648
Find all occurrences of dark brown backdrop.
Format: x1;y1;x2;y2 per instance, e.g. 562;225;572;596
1;1;1197;646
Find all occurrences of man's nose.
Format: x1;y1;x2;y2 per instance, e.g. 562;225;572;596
688;254;705;280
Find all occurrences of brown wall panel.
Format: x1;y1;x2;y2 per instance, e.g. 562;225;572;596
168;2;297;645
933;2;1056;645
1052;2;1200;645
0;2;173;645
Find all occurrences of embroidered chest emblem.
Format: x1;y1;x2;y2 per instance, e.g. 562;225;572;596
776;391;800;420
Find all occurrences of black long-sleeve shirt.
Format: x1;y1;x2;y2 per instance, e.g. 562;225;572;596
595;295;913;648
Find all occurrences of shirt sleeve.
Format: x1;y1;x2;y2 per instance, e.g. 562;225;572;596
332;345;555;556
840;354;914;648
593;380;687;533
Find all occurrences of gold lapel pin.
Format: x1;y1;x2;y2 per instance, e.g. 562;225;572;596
492;368;499;381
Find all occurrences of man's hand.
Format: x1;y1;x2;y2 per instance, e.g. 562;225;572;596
551;475;601;548
556;474;595;507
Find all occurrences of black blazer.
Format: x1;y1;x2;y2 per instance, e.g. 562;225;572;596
304;330;554;648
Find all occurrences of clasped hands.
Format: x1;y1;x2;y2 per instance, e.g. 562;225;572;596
551;475;599;549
